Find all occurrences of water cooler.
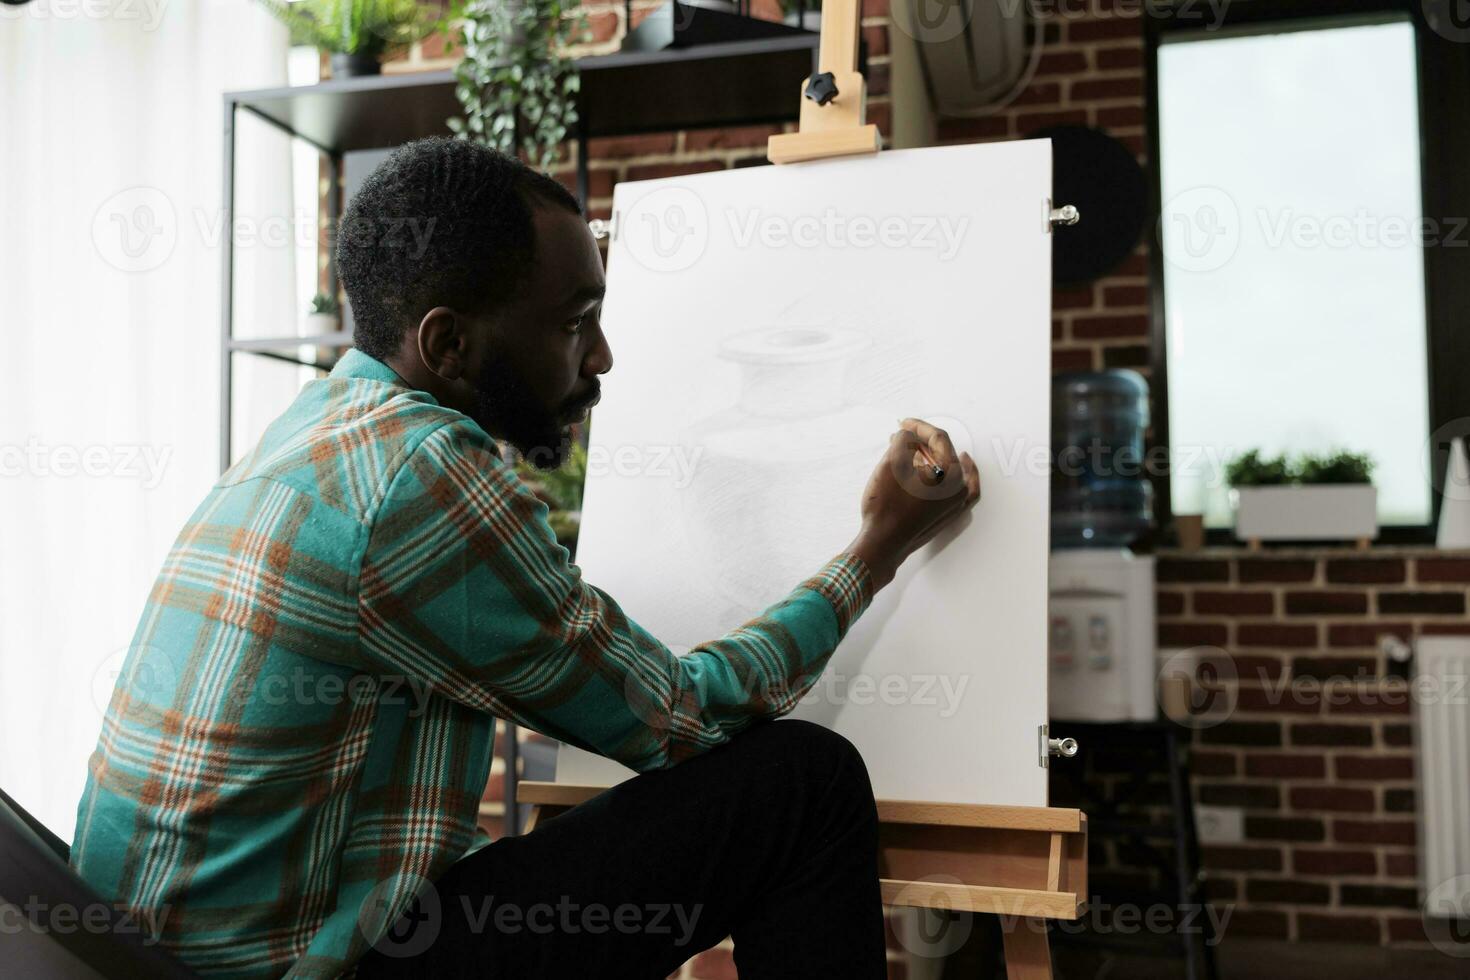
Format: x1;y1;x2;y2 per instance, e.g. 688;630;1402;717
1049;371;1158;722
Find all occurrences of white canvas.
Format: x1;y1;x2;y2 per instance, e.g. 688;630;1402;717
557;139;1053;806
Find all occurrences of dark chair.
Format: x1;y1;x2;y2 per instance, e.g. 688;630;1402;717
0;785;196;979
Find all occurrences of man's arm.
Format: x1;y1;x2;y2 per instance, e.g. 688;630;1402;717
357;419;874;771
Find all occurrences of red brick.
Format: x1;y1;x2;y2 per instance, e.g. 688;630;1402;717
1071;313;1149;339
625;160;725;182
1327;622;1412;647
1156;590;1186;615
1333;819;1416;846
1096;105;1145;129
1284;591;1369;615
589;133;677;158
1246;878;1329;904
1290;722;1373;747
1232;655;1286;682
1378;591;1467;615
1189;750;1237;776
1199;721;1282;747
1012;82;1063;107
1202;845;1282;871
1101;284;1148;307
1420;622;1470;635
1227;908;1290;938
1245;753;1325;779
1246;815;1324;842
1071;77;1144;101
1327;684;1413;716
1340;758;1417;775
1052;348;1095;372
1340;884;1419;909
1101;344;1148;369
862;24;888;57
936;115;1010;142
1297;913;1381;944
1326;558;1407;584
1158;622;1228;648
1290;787;1376;812
1036;51;1089;75
1158;558;1230;583
1387;916;1429;942
1384;788;1415;812
1054;284;1096;310
586;9;621;43
1194;590;1274;616
1382;723;1413;747
1291;655;1379;681
1238;559;1316;583
554;166;614;200
1199;783;1280;808
1237;623;1319;648
1293;848;1375;876
682;125;780;151
1095;46;1144;70
1015;109;1089;134
1384;852;1418;877
1066;17;1144;43
1416;557;1470;582
867;62;890;97
1234;686;1320;715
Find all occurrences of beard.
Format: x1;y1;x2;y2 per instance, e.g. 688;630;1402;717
470;348;596;472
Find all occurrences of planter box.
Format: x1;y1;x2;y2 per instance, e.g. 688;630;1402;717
1233;485;1378;543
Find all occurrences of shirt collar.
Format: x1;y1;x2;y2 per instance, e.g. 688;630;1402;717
329;348;409;387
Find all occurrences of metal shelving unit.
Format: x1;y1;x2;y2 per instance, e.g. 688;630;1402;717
219;11;823;834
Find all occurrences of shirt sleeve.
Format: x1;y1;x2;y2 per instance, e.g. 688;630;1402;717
356;418;875;772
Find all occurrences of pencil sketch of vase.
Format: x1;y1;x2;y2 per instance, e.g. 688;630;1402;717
677;324;892;617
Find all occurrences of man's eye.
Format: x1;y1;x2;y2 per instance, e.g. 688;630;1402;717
566;314;587;334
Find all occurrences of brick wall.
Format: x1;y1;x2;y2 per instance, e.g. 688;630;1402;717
373;0;1460;969
1157;548;1468;946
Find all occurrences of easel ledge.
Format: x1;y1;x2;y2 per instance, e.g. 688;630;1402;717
518;782;1088;978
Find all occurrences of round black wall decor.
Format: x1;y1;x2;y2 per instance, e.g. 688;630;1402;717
1026;124;1148;286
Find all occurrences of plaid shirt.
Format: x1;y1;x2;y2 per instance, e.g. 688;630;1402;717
71;349;873;979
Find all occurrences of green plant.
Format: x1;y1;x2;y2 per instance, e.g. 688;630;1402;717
1297;450;1374;485
445;0;584;171
308;292;340;315
257;0;441;59
513;440;587;545
1227;448;1376;487
1226;450;1293;487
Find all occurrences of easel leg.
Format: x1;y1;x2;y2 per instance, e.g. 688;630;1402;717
1000;917;1052;980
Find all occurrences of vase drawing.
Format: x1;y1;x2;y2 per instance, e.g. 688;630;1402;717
678;324;894;617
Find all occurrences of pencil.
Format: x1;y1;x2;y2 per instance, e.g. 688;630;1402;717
898;420;945;481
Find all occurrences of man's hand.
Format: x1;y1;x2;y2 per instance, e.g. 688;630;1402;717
845;418;981;589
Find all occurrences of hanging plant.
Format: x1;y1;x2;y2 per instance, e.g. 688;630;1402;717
445;0;585;172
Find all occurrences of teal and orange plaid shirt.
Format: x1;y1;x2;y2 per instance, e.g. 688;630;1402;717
71;348;873;979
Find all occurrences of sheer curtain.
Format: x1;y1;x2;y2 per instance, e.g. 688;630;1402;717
0;0;294;835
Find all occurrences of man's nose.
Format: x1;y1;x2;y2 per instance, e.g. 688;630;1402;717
583;325;613;377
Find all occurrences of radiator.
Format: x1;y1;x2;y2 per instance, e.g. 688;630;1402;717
1415;636;1470;916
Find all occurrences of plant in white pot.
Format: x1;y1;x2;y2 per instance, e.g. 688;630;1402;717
258;0;442;78
1228;449;1378;547
304;292;340;335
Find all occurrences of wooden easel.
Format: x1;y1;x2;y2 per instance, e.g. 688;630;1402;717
519;781;1087;978
523;4;1089;975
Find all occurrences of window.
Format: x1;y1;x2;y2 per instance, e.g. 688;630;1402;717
1155;18;1432;529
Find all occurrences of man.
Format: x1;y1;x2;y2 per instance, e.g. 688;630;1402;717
73;137;981;979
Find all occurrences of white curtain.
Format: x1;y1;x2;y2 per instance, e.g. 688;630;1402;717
0;0;295;835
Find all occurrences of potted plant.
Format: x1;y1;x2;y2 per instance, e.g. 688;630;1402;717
304;292;340;335
1228;449;1377;546
513;439;587;550
780;0;820;30
444;0;584;170
258;0;443;78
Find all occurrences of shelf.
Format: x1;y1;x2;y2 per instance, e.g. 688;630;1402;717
228;333;352;372
226;33;819;154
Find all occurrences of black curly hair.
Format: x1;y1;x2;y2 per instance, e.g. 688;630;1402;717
336;137;583;362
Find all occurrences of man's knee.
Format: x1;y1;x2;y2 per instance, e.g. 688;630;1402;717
766;721;874;798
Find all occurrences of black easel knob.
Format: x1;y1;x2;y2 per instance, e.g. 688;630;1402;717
804;72;839;106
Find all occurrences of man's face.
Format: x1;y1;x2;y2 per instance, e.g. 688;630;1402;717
468;201;612;470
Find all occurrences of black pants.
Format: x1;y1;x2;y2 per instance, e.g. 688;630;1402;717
356;719;887;980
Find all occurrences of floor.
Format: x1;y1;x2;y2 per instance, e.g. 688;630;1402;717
1050;938;1470;980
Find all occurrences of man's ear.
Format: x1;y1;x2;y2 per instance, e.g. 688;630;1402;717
414;306;472;381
